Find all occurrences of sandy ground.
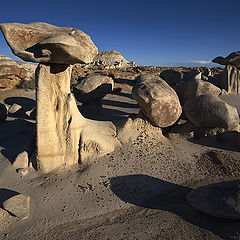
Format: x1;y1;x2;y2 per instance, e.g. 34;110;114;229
0;86;240;240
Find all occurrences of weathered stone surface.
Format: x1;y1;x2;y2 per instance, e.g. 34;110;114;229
160;69;181;87
0;22;98;64
0;64;28;90
183;69;202;81
36;64;119;173
132;74;182;127
176;79;221;105
3;194;30;220
213;51;240;68
13;151;29;169
184;94;239;130
73;75;114;103
88;51;135;69
219;65;240;94
187;181;240;220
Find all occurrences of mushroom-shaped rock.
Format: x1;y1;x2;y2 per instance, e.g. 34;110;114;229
212;51;240;68
0;22;98;64
91;51;135;69
183;94;239;130
176;79;221;105
187;181;240;220
73;75;114;103
132;74;182;127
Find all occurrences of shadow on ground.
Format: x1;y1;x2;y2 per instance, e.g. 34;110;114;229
0;119;35;164
110;174;240;239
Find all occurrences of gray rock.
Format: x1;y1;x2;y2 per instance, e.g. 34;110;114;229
0;22;98;64
176;79;221;105
0;103;7;121
73;74;114;103
3;194;31;220
159;69;181;87
132;74;182;127
183;94;239;130
212;51;240;68
187;181;240;220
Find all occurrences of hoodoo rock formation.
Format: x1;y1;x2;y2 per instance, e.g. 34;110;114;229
212;51;240;94
0;22;119;173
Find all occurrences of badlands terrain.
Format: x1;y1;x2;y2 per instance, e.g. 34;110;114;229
0;22;240;240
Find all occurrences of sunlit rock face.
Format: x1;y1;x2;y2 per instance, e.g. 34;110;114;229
0;22;98;64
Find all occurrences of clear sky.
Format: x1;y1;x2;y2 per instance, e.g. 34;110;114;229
0;0;239;67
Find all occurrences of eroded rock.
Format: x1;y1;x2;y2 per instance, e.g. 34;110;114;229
132;74;182;127
187;181;240;220
213;51;240;68
0;22;98;64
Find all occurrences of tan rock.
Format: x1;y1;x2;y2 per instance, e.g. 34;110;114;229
13;151;29;169
36;64;119;173
0;208;16;231
132;74;182;127
0;22;98;64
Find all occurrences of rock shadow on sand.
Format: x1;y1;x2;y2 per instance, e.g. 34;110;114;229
110;174;240;239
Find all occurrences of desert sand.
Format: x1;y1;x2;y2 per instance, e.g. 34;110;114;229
1;80;240;240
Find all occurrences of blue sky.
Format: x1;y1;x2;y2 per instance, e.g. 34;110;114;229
0;0;239;67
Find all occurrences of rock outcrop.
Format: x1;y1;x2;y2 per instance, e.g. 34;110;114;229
212;51;240;94
0;22;98;64
187;181;240;220
184;94;239;131
132;74;182;127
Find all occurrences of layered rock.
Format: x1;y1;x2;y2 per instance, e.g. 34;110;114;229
183;94;239;131
132;74;182;127
176;79;221;105
0;22;98;64
187;181;240;220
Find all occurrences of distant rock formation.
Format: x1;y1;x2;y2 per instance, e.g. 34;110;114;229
0;55;36;90
0;22;119;173
212;51;240;94
85;50;136;69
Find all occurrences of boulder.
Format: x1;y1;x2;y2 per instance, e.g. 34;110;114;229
0;22;98;64
176;79;221;105
0;103;7;121
187;181;240;220
183;69;202;81
159;69;181;87
13;151;29;169
3;194;31;220
89;51;135;69
212;51;240;68
183;94;239;130
132;74;182;127
73;74;114;103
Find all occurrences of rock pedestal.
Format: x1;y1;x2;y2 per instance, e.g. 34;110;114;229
36;63;118;173
221;65;240;94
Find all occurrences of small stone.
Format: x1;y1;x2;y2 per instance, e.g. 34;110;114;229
8;103;22;114
3;194;31;220
13;151;29;169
